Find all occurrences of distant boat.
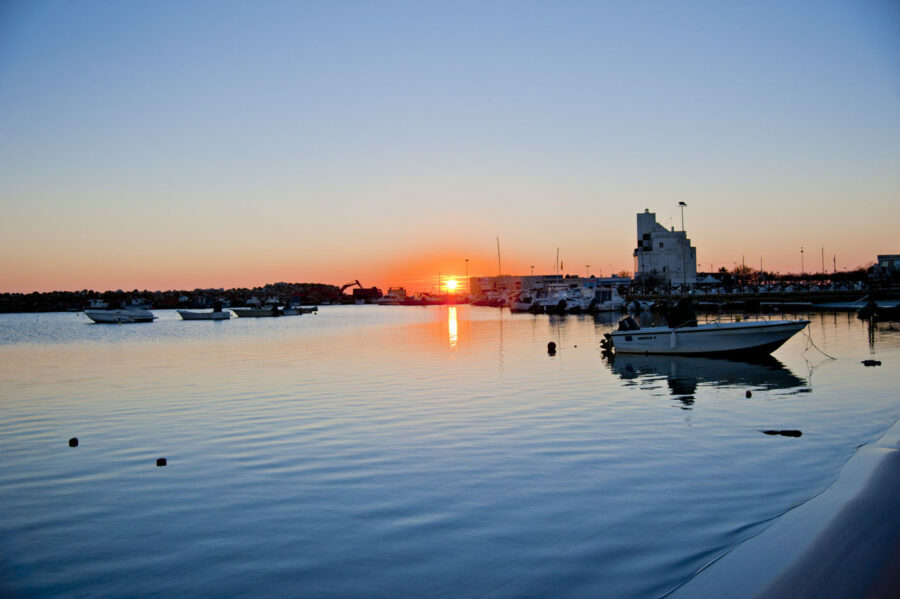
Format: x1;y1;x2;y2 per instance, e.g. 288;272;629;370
84;308;157;324
602;318;809;356
589;286;627;313
510;292;536;313
232;306;283;317
283;305;318;315
177;309;231;321
374;295;402;305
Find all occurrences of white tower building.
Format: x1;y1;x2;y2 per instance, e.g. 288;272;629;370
633;209;697;287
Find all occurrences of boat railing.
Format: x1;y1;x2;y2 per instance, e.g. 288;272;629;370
695;312;808;325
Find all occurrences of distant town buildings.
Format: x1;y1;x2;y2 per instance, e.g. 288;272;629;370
633;209;696;287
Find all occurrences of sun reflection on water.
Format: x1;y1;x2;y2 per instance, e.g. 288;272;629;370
448;306;458;350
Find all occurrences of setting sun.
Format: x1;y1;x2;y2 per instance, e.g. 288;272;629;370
445;279;458;292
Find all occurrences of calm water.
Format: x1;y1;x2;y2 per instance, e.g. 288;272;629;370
1;307;898;597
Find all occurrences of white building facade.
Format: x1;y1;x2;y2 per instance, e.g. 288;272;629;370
633;209;697;287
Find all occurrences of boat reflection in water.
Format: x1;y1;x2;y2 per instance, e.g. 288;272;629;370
606;353;807;408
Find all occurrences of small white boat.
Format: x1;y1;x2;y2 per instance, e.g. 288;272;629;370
602;318;809;356
177;309;231;321
589;286;627;312
84;308;157;323
510;292;536;313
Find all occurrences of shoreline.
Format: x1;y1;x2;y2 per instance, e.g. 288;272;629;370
670;419;900;598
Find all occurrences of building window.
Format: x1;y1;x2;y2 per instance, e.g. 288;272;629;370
659;242;664;248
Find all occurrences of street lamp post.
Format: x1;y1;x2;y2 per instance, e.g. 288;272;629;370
585;265;590;278
801;247;804;276
465;259;469;295
678;201;687;291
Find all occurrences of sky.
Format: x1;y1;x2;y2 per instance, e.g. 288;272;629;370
1;0;898;293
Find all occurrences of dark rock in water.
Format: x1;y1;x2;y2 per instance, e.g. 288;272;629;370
745;390;752;398
156;458;167;467
764;430;803;437
861;360;882;367
547;342;556;355
68;437;78;447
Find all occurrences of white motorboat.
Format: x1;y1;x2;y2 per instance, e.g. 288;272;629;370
84;308;157;324
177;309;231;321
510;292;536;313
602;317;809;356
588;286;626;312
530;284;573;314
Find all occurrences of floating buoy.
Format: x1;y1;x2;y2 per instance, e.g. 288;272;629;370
745;390;752;398
547;342;556;355
156;458;167;467
862;360;882;367
68;437;78;447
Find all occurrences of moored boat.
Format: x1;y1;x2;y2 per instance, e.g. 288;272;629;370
84;308;157;324
232;306;283;317
177;309;231;321
510;292;536;313
283;305;318;315
602;317;809;356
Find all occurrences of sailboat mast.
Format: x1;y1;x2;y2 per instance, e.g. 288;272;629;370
496;237;502;276
556;248;560;281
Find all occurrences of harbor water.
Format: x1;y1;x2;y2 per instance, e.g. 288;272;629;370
1;307;898;597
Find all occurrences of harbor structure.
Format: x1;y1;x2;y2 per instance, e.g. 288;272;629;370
633;209;697;287
469;275;630;300
875;255;900;275
387;287;408;300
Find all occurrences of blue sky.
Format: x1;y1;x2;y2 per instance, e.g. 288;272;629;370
1;0;898;291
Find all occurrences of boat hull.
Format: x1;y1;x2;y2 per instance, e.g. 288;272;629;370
177;310;231;320
84;309;157;324
608;320;809;356
232;307;282;317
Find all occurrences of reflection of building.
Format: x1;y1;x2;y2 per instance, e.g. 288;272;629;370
633;209;696;286
469;275;630;299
